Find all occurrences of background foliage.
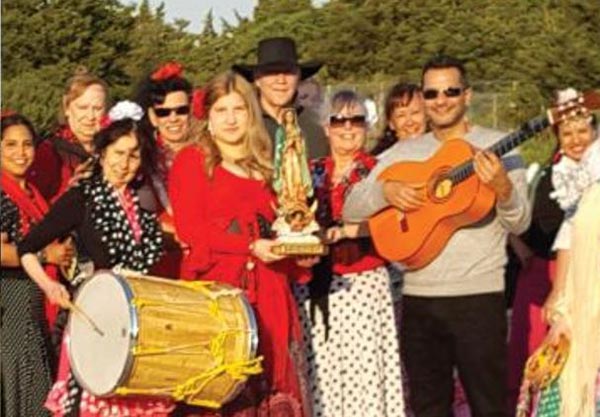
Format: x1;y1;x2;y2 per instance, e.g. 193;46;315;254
2;0;599;163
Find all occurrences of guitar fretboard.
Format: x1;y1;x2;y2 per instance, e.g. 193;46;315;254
449;116;550;184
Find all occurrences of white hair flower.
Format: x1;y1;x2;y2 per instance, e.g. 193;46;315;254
555;88;579;105
108;100;144;122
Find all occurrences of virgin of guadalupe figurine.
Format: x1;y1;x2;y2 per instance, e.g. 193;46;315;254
273;108;313;204
272;108;327;255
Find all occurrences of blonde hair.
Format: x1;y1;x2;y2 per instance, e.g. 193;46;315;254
198;71;273;181
59;66;109;123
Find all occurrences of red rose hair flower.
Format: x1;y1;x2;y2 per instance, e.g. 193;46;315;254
151;62;184;81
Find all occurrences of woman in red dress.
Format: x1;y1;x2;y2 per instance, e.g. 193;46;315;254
169;71;314;417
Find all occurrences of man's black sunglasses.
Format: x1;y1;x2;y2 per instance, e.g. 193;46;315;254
422;87;464;100
153;105;190;118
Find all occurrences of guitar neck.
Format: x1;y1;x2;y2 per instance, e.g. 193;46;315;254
449;115;551;184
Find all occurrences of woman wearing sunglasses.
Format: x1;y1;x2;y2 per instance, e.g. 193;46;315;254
371;82;427;156
135;62;198;278
296;90;405;417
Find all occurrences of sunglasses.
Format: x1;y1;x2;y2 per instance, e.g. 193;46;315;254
329;114;367;128
422;87;464;100
153;105;190;118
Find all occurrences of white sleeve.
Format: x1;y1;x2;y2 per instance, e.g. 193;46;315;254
495;155;532;235
342;161;390;223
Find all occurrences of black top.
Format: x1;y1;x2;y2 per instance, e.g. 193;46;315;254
17;187;111;268
17;176;163;273
521;166;564;259
1;191;24;244
0;191;29;280
262;106;329;160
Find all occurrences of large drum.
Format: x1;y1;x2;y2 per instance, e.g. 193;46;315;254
67;269;260;409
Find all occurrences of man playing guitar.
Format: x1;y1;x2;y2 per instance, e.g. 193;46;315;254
343;55;531;417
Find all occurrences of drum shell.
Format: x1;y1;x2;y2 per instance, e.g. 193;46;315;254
68;271;259;407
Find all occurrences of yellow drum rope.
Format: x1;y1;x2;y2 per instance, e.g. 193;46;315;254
114;280;263;408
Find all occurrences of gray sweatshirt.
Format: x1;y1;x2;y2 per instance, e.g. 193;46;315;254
343;126;531;297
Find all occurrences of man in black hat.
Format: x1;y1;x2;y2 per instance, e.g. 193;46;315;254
233;36;329;159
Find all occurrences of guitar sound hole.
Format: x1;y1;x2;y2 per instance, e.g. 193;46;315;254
433;178;453;200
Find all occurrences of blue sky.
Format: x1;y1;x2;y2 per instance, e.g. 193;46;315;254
124;1;325;33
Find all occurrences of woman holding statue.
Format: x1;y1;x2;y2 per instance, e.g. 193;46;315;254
169;71;315;417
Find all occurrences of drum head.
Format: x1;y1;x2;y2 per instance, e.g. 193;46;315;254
68;270;136;396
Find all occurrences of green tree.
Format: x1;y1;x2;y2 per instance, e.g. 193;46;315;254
1;0;136;132
2;0;598;153
201;9;217;39
254;0;312;21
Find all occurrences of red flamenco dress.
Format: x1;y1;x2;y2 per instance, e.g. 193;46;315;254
169;146;312;417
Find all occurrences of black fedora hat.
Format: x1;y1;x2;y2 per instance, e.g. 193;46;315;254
232;37;322;82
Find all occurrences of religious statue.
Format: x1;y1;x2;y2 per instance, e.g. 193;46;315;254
272;108;327;255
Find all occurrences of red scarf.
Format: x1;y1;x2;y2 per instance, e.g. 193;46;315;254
1;170;60;325
312;151;377;222
1;171;49;233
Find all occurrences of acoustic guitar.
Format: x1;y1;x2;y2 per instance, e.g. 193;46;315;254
368;91;600;270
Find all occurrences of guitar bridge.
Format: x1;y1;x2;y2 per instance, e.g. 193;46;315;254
399;213;408;232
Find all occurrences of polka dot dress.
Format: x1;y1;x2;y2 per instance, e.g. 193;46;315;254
0;192;53;416
295;266;406;417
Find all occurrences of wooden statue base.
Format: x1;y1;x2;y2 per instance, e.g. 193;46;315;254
272;242;329;256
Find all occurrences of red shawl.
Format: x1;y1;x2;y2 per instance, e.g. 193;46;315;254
1;170;60;325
